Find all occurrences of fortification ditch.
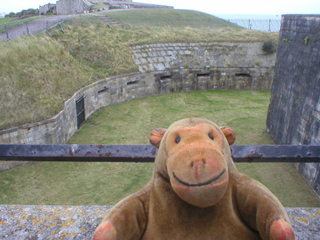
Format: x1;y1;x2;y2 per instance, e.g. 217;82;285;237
0;42;275;171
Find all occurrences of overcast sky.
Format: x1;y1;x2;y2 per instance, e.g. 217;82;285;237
1;0;319;16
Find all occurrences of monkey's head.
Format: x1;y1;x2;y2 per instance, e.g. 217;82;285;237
150;118;236;208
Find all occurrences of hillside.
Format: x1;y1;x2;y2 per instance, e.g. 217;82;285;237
0;10;278;130
104;9;241;29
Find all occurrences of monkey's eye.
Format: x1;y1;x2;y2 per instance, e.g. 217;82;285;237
208;133;214;140
175;136;181;143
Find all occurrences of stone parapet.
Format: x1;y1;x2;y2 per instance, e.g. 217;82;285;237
0;205;319;239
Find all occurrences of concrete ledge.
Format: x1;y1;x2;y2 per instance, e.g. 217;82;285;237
0;206;319;239
0;205;112;239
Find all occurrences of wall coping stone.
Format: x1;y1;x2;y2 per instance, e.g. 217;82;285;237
0;205;319;239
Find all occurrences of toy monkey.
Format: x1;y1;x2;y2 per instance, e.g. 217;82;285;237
94;118;295;240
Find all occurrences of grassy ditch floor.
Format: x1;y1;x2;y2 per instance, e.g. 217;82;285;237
0;90;319;207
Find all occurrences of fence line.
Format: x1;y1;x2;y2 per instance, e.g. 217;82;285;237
227;19;281;32
0;17;281;40
98;17;281;32
0;16;72;40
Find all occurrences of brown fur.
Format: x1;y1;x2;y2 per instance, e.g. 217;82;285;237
94;118;296;240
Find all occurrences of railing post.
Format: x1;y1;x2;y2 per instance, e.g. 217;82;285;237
26;21;34;37
46;21;52;37
26;21;29;35
269;19;271;32
5;24;11;40
60;21;65;33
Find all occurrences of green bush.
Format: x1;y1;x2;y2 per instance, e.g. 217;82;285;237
262;40;277;54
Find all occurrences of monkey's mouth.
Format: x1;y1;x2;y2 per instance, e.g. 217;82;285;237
172;169;226;187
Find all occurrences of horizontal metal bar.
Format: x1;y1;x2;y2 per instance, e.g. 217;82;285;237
0;144;157;163
0;144;319;163
231;145;320;163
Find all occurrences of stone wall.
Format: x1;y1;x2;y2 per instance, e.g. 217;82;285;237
131;43;275;73
0;68;273;171
56;0;92;15
39;4;56;15
266;15;320;195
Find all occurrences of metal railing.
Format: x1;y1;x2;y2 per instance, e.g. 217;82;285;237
0;144;319;163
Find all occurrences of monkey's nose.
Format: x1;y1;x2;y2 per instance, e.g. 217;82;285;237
190;159;206;168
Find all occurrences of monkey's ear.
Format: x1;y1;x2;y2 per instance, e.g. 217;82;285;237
220;127;236;146
149;128;167;148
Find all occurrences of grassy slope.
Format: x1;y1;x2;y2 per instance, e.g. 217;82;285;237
0;12;278;130
105;9;241;29
0;91;319;207
0;18;16;25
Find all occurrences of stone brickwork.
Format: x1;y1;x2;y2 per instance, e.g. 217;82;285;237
131;43;275;73
267;15;320;195
56;0;92;15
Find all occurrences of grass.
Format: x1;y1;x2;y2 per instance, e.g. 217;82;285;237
0;16;44;33
0;36;96;129
104;9;241;29
0;12;278;130
0;90;319;207
0;17;16;26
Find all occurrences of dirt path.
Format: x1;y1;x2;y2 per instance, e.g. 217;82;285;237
0;15;75;41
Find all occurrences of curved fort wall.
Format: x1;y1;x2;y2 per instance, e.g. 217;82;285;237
0;42;275;171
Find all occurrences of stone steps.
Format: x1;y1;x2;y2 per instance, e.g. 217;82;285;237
96;16;126;27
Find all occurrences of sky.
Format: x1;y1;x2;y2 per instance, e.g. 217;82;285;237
0;0;319;16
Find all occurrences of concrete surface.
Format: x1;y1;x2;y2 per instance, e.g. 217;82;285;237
0;206;319;239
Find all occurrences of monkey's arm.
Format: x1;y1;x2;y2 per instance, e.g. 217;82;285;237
232;173;296;240
93;183;151;240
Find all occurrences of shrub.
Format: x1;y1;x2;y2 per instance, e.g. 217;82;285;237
262;40;277;54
